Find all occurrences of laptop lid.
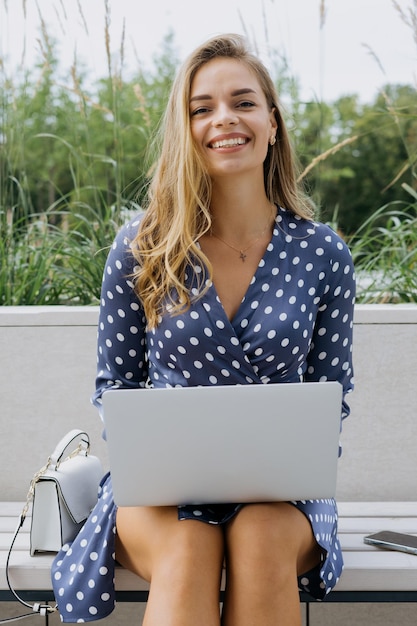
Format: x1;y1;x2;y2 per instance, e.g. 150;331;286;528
101;381;342;507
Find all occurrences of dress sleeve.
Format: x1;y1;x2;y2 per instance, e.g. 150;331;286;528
305;235;356;425
91;220;148;420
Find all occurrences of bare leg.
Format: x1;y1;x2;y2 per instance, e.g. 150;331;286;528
222;502;321;626
116;506;224;626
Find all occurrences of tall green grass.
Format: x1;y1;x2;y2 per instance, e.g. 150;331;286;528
348;184;417;302
0;192;141;305
1;0;151;304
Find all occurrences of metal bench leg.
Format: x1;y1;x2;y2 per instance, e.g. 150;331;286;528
305;602;310;626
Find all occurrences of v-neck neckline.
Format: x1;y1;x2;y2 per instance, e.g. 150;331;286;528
200;212;278;326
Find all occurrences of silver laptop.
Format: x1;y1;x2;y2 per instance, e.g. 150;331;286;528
102;381;342;507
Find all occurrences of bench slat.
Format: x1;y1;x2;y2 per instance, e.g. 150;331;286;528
0;535;28;551
339;517;417;534
338;502;417;517
0;503;28;516
0;518;27;534
335;551;417;591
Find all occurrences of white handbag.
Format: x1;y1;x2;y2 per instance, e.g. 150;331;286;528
29;429;103;555
5;429;103;619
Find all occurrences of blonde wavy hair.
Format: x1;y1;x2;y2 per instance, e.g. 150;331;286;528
131;33;314;328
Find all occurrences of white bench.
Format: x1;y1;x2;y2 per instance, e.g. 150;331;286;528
2;501;417;625
1;305;417;625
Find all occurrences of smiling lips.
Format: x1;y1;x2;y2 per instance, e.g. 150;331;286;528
209;136;249;149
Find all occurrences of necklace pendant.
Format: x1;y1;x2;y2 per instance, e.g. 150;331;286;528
239;251;247;262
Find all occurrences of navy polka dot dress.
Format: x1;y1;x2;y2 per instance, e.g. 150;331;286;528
52;206;355;622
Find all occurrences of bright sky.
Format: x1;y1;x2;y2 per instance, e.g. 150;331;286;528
1;0;416;102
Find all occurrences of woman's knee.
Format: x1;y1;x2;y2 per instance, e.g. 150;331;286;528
225;503;318;577
226;503;296;546
116;506;225;584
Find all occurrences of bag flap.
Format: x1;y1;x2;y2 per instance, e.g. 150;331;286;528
39;453;103;524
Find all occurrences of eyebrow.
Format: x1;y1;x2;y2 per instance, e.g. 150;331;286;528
189;87;257;103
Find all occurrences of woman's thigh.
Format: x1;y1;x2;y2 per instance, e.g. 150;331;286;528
116;505;225;582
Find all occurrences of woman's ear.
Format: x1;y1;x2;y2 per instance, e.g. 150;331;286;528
269;107;278;133
269;108;278;145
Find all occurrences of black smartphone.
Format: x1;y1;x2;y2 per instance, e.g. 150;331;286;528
364;530;417;555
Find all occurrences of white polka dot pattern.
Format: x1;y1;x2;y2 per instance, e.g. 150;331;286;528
51;474;117;622
92;209;354;421
53;207;355;621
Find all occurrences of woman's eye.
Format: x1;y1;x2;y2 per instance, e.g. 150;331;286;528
191;107;210;116
237;101;255;108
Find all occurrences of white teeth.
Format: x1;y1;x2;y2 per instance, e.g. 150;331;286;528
211;137;247;149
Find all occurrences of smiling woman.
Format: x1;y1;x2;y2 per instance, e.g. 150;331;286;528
132;34;315;330
51;33;355;626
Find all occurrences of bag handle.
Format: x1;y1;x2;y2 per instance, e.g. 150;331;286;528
49;429;90;470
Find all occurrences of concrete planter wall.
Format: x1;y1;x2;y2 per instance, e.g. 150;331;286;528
1;303;416;501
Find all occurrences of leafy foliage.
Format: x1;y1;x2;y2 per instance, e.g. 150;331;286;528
1;16;416;305
348;184;417;303
296;86;417;234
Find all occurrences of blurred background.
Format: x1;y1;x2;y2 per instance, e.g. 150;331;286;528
1;0;416;305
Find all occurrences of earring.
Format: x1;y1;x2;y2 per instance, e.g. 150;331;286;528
270;135;276;146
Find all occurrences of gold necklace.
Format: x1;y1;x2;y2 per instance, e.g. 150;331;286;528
210;220;272;262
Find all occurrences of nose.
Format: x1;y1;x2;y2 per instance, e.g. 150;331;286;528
212;104;239;127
